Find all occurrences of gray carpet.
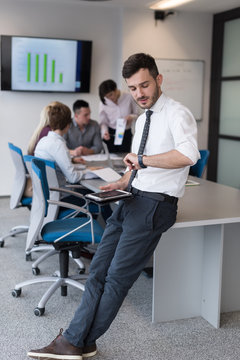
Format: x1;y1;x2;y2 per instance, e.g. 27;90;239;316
1;197;240;360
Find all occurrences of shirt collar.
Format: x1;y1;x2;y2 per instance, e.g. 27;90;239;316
146;92;167;114
49;131;65;141
72;117;88;132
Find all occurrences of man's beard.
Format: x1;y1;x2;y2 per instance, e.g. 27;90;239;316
135;83;160;109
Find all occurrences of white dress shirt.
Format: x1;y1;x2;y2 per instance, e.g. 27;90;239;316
35;131;83;186
99;92;139;137
131;93;200;198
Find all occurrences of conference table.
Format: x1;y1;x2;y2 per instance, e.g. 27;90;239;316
81;175;240;328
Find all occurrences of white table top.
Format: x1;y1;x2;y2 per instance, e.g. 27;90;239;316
175;177;240;228
81;176;240;229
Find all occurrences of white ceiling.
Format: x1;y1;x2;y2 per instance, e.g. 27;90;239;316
78;0;240;14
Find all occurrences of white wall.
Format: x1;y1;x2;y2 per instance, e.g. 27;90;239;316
0;0;212;195
0;0;122;195
121;8;212;151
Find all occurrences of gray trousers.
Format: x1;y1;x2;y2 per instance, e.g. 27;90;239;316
64;194;177;347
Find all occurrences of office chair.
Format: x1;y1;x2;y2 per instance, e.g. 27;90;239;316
12;158;104;316
189;149;210;178
0;143;32;248
24;155;89;274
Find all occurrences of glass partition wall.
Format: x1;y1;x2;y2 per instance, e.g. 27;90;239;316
208;8;240;189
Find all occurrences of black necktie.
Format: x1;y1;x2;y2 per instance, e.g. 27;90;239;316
127;110;153;191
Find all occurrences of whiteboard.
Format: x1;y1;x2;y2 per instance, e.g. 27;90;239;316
155;59;204;120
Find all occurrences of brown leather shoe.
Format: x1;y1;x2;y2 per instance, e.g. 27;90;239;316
27;328;82;359
83;343;97;357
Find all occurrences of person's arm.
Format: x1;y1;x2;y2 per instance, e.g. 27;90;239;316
54;140;83;184
124;150;193;171
99;171;131;191
99;104;110;139
72;146;94;156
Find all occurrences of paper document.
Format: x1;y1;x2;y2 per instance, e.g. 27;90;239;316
114;118;126;145
82;167;122;182
81;154;109;162
109;153;124;160
74;164;86;170
185;179;200;186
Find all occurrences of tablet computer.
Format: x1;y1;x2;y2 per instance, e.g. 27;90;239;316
85;190;133;203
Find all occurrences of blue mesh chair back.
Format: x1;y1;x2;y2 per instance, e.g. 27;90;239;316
8;142;32;209
189;150;210;178
32;158;49;216
0;144;32;247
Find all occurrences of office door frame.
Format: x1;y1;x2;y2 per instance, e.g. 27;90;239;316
207;7;240;182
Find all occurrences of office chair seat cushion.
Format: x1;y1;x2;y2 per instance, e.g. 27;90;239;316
41;218;104;244
21;197;32;206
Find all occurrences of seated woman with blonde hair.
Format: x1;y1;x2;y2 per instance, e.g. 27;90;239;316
27;101;62;155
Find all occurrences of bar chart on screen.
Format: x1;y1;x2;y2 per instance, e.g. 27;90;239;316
11;37;78;91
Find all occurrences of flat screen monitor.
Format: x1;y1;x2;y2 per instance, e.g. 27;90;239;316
1;35;92;93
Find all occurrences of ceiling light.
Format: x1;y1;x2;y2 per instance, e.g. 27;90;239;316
150;0;194;11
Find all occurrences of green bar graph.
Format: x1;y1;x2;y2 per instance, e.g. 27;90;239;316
43;54;47;82
27;53;31;82
35;54;39;82
26;53;63;85
51;60;55;83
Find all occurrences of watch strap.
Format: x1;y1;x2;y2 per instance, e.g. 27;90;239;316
138;154;147;168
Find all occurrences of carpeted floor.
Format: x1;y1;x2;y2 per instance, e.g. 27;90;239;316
1;197;240;360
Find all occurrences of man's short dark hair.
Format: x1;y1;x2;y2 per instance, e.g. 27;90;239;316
49;103;72;131
73;100;89;113
99;79;117;105
122;53;159;80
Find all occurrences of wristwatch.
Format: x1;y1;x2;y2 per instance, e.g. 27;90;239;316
138;154;147;168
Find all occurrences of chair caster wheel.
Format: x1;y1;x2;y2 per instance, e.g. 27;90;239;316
53;270;60;277
32;267;40;275
34;307;45;316
26;253;32;261
79;268;86;274
12;289;21;297
0;240;4;248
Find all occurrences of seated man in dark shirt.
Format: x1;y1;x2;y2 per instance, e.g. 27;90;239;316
65;100;103;157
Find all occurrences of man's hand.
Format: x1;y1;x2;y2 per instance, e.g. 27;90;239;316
72;146;84;156
73;146;94;156
99;182;121;191
99;171;132;191
123;153;140;171
72;157;85;164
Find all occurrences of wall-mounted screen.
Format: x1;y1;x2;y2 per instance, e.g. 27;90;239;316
1;35;92;93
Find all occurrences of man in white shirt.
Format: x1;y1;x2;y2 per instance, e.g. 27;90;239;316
28;53;200;360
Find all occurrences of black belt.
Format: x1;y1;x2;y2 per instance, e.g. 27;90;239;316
131;187;178;205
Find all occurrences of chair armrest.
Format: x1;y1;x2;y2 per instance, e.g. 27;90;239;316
48;199;90;216
65;184;85;189
48;199;95;244
49;187;86;199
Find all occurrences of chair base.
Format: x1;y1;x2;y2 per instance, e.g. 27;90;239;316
26;248;86;275
12;273;87;316
0;225;29;247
